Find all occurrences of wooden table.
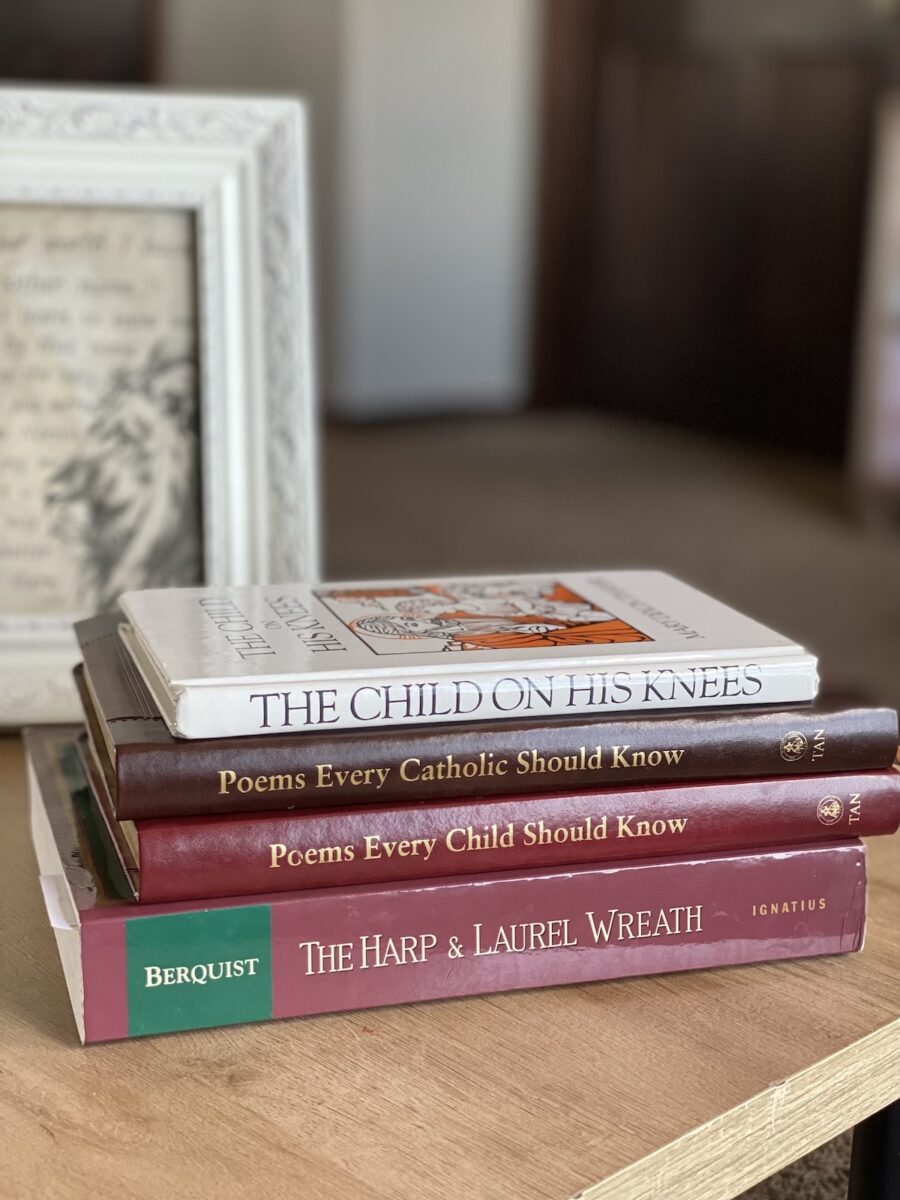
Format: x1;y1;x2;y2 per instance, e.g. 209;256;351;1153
1;735;898;1200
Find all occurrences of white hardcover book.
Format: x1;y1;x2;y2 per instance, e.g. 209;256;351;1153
117;571;819;739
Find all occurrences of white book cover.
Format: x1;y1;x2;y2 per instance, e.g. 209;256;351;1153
117;571;819;739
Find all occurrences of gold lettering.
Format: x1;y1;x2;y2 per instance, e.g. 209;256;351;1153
400;757;421;781
269;842;354;868
751;896;827;916
612;745;684;770
218;769;305;794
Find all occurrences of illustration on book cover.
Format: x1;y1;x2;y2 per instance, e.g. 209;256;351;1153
316;580;653;655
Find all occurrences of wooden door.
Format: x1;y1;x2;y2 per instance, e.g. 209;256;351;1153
534;0;893;458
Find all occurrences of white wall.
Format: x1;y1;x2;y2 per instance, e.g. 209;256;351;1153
333;0;539;416
160;0;539;417
159;0;341;373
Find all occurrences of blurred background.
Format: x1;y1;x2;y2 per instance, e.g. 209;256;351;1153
3;0;899;707
2;3;897;1193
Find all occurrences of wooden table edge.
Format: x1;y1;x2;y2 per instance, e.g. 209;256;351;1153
573;1017;900;1200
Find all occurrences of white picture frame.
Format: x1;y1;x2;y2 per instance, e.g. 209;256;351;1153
0;86;319;723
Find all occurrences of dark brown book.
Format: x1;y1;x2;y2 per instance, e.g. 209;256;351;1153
76;614;899;820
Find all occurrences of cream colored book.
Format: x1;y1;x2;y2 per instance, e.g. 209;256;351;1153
117;571;819;739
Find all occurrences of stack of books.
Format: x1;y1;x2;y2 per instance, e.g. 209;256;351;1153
26;571;899;1043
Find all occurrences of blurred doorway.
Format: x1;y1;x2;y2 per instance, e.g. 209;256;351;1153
534;0;899;458
0;0;157;82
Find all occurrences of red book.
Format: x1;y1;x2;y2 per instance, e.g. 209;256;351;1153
79;729;900;903
28;727;868;1044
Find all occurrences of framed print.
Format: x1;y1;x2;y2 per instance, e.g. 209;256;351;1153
853;92;900;520
0;87;319;723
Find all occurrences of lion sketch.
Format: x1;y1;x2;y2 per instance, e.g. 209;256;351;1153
45;344;202;610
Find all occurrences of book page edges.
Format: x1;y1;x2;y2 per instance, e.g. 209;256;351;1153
118;624;179;731
28;760;86;1044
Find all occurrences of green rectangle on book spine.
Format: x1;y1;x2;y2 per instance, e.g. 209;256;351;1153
126;905;272;1036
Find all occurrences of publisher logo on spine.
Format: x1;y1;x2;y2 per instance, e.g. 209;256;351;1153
780;732;808;762
817;796;844;826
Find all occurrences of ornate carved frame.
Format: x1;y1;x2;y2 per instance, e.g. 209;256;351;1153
0;87;319;723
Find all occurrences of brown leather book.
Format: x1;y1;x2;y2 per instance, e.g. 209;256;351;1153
76;615;899;820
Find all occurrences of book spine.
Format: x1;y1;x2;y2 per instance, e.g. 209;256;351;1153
80;840;865;1042
172;653;819;739
134;771;900;903
115;703;899;818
